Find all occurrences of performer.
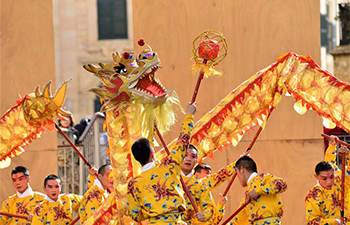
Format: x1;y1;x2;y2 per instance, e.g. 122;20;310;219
127;103;196;224
194;152;249;224
180;145;215;224
227;156;287;224
31;174;82;225
194;162;228;225
305;135;350;224
79;164;113;223
0;166;45;225
194;163;212;179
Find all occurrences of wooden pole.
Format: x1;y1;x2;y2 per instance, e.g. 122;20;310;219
190;59;207;104
154;125;199;213
340;152;346;224
69;216;80;225
321;133;350;148
220;199;252;225
0;212;28;220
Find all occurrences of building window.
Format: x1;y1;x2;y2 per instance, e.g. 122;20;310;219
97;0;128;40
338;3;350;46
320;13;329;50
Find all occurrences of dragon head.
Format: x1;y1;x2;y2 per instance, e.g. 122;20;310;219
84;44;170;112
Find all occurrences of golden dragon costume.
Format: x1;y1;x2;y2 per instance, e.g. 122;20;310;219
0;80;70;168
82;40;182;224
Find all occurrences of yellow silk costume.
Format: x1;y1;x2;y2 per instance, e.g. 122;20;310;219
201;160;236;224
31;194;82;225
79;179;109;223
181;174;214;224
0;187;45;225
229;173;287;225
203;161;236;192
305;144;350;224
126;114;193;224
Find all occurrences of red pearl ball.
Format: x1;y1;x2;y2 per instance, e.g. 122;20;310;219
198;39;220;60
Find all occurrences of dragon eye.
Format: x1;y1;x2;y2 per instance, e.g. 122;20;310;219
121;68;127;74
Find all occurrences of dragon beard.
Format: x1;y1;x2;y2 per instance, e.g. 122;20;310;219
133;92;183;139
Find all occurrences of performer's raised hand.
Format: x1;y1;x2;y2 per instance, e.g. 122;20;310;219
195;211;205;222
89;166;98;176
186;102;197;115
329;135;339;146
218;193;228;205
245;189;259;203
338;145;349;155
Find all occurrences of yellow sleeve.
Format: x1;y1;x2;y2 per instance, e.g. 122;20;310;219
0;198;11;224
254;174;287;196
200;183;215;222
126;180;148;222
203;160;236;192
305;188;337;225
169;114;194;166
69;194;83;211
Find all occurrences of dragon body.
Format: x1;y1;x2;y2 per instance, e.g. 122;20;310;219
156;53;350;162
0;81;70;168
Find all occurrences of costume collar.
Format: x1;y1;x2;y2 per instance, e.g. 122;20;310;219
93;177;105;191
17;185;34;198
247;172;258;184
45;195;61;203
142;161;156;172
181;171;193;178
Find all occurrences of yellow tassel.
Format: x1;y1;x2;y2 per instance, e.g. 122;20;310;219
191;63;222;78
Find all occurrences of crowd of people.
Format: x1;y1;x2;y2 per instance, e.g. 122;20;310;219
0;103;349;224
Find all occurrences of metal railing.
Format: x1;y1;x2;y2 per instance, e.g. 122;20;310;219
57;112;107;195
78;112;107;194
57;130;82;195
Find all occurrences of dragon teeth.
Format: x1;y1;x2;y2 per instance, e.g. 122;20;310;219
146;68;152;74
129;80;138;88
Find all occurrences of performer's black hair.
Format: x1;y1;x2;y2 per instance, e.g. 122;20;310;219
235;156;258;173
315;161;335;175
98;164;111;175
194;162;212;174
44;174;62;187
132;138;152;165
11;166;30;177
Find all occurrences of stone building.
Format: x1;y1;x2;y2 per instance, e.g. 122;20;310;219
53;0;133;121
